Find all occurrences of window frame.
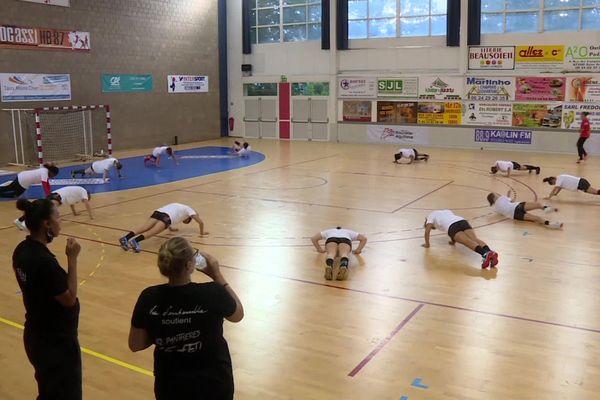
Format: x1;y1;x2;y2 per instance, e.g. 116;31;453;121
251;0;323;44
481;0;600;34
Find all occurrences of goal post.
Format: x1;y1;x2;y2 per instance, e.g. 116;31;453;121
2;104;112;166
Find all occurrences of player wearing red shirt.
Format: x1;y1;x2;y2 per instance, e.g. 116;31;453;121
577;112;591;164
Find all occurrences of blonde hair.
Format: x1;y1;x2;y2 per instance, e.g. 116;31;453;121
157;237;194;278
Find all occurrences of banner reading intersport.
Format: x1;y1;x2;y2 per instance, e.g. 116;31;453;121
0;24;89;51
565;76;600;102
367;125;429;145
465;77;515;101
565;45;600;72
377;78;418;98
418;76;463;100
0;73;71;102
464;102;512;127
167;75;209;93
562;103;600;130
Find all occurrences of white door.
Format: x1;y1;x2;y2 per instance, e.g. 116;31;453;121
244;98;260;138
243;97;279;139
292;98;310;140
291;97;329;141
310;98;329;141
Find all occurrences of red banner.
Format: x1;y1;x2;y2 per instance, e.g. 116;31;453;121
0;24;90;51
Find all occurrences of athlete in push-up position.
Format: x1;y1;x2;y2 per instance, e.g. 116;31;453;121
145;146;179;167
71;157;122;182
486;192;562;229
490;160;540;176
543;174;600;199
393;148;429;164
311;227;367;280
48;186;93;220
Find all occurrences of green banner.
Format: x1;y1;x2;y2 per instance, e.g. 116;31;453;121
292;82;329;96
377;78;419;98
101;74;153;93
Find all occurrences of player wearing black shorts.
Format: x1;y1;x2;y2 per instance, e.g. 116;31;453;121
487;192;562;229
311;227;367;280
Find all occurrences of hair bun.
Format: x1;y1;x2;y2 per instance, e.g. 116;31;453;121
16;198;33;212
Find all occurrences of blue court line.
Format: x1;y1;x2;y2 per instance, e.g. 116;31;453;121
1;146;265;200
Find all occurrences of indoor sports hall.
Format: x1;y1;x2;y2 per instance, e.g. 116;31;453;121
1;1;600;400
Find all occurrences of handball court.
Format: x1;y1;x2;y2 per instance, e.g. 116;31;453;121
1;138;600;400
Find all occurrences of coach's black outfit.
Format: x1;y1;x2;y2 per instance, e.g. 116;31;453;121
13;236;82;400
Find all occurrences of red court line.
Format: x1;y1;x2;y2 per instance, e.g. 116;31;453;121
391;180;454;213
348;303;425;377
62;232;600;335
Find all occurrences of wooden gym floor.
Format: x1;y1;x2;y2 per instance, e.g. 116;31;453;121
1;138;600;399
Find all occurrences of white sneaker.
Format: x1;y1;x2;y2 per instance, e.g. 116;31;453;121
547;221;563;229
14;219;27;231
543;206;556;214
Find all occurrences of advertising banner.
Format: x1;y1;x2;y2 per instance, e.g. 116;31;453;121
417;102;462;125
562;103;600;130
337;77;377;99
20;0;70;6
168;75;208;93
418;76;463;100
291;82;329;96
342;101;372;122
367;125;429;145
465;76;515;101
0;73;71;102
468;46;515;70
0;24;89;51
377;78;418;98
515;77;566;101
464;102;513;126
565;45;600;72
377;101;418;123
102;74;153;93
474;128;532;144
512;103;563;129
515;45;564;70
565;76;600;102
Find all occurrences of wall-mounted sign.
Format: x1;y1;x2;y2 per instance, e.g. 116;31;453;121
337;77;377;99
377;78;418;99
464;102;513;127
515;77;565;101
102;74;153;93
342;100;372;122
465;77;515;101
468;46;515;70
565;76;600;102
515;45;564;70
475;128;532;145
418;76;463;100
417;102;462;125
512;103;562;128
367;125;429;145
565;45;600;72
0;24;89;51
20;0;70;6
562;103;600;130
377;101;418;124
168;75;209;93
0;73;71;102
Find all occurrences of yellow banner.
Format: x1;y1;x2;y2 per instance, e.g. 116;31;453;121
417;102;462;125
516;45;564;63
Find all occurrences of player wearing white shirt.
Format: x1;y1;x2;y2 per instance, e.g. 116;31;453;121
232;141;242;153
119;203;208;253
490;160;540;176
393;148;429;164
236;142;252;158
49;186;93;220
543;174;600;199
423;210;499;269
1;164;60;231
486;192;562;229
145;146;178;167
71;157;122;182
311;227;367;280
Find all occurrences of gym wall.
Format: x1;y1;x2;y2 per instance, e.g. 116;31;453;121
0;0;221;166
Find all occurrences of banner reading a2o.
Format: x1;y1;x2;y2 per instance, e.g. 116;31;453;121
515;45;564;70
0;24;89;51
565;76;600;102
565;45;600;72
102;74;154;93
0;73;71;102
167;75;209;93
417;102;462;125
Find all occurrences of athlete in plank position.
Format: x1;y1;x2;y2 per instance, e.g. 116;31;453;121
236;142;252;157
490;160;540;176
393;148;429;164
48;186;93;220
311;227;367;281
0;164;59;231
71;157;122;182
486;192;562;229
119;203;208;252
543;174;600;199
423;209;499;269
145;146;179;167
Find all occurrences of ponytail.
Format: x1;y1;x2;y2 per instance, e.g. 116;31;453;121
16;198;55;232
543;177;555;185
43;163;59;177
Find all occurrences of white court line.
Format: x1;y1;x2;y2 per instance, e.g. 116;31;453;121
179;155;239;159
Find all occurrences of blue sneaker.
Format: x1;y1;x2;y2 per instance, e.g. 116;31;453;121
130;239;141;253
119;237;129;251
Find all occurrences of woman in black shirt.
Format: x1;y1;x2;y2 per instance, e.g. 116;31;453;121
129;237;244;400
12;198;82;400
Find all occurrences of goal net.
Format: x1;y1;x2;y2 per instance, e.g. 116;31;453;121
2;105;113;166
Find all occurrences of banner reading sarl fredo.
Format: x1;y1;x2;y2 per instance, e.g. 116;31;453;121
562;103;600;130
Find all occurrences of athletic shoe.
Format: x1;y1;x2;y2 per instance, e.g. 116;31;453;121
13;218;27;231
336;266;348;281
324;265;333;280
543;205;557;213
482;251;499;269
547;221;563;229
119;236;129;251
130;239;141;253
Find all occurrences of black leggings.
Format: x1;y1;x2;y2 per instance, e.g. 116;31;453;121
577;137;588;160
0;179;26;198
24;330;82;400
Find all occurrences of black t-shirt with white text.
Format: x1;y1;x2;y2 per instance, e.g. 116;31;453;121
12;236;79;337
131;282;237;395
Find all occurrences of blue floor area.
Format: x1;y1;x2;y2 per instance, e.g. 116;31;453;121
1;146;265;200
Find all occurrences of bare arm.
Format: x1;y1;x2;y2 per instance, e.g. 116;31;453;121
408;156;414;164
506;168;511;177
102;169;109;182
83;199;93;219
545;187;561;199
311;233;324;253
70;204;78;216
422;224;433;248
155;156;161;166
173;152;179;166
200;252;244;323
128;327;152;352
55;238;80;307
353;234;367;254
193;214;208;236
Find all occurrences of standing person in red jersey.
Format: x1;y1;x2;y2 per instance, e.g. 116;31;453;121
576;112;591;164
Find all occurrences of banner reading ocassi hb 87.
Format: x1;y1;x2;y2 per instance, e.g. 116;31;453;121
0;24;90;51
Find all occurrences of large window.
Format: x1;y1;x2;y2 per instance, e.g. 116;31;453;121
482;0;600;34
348;0;447;39
250;0;322;44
